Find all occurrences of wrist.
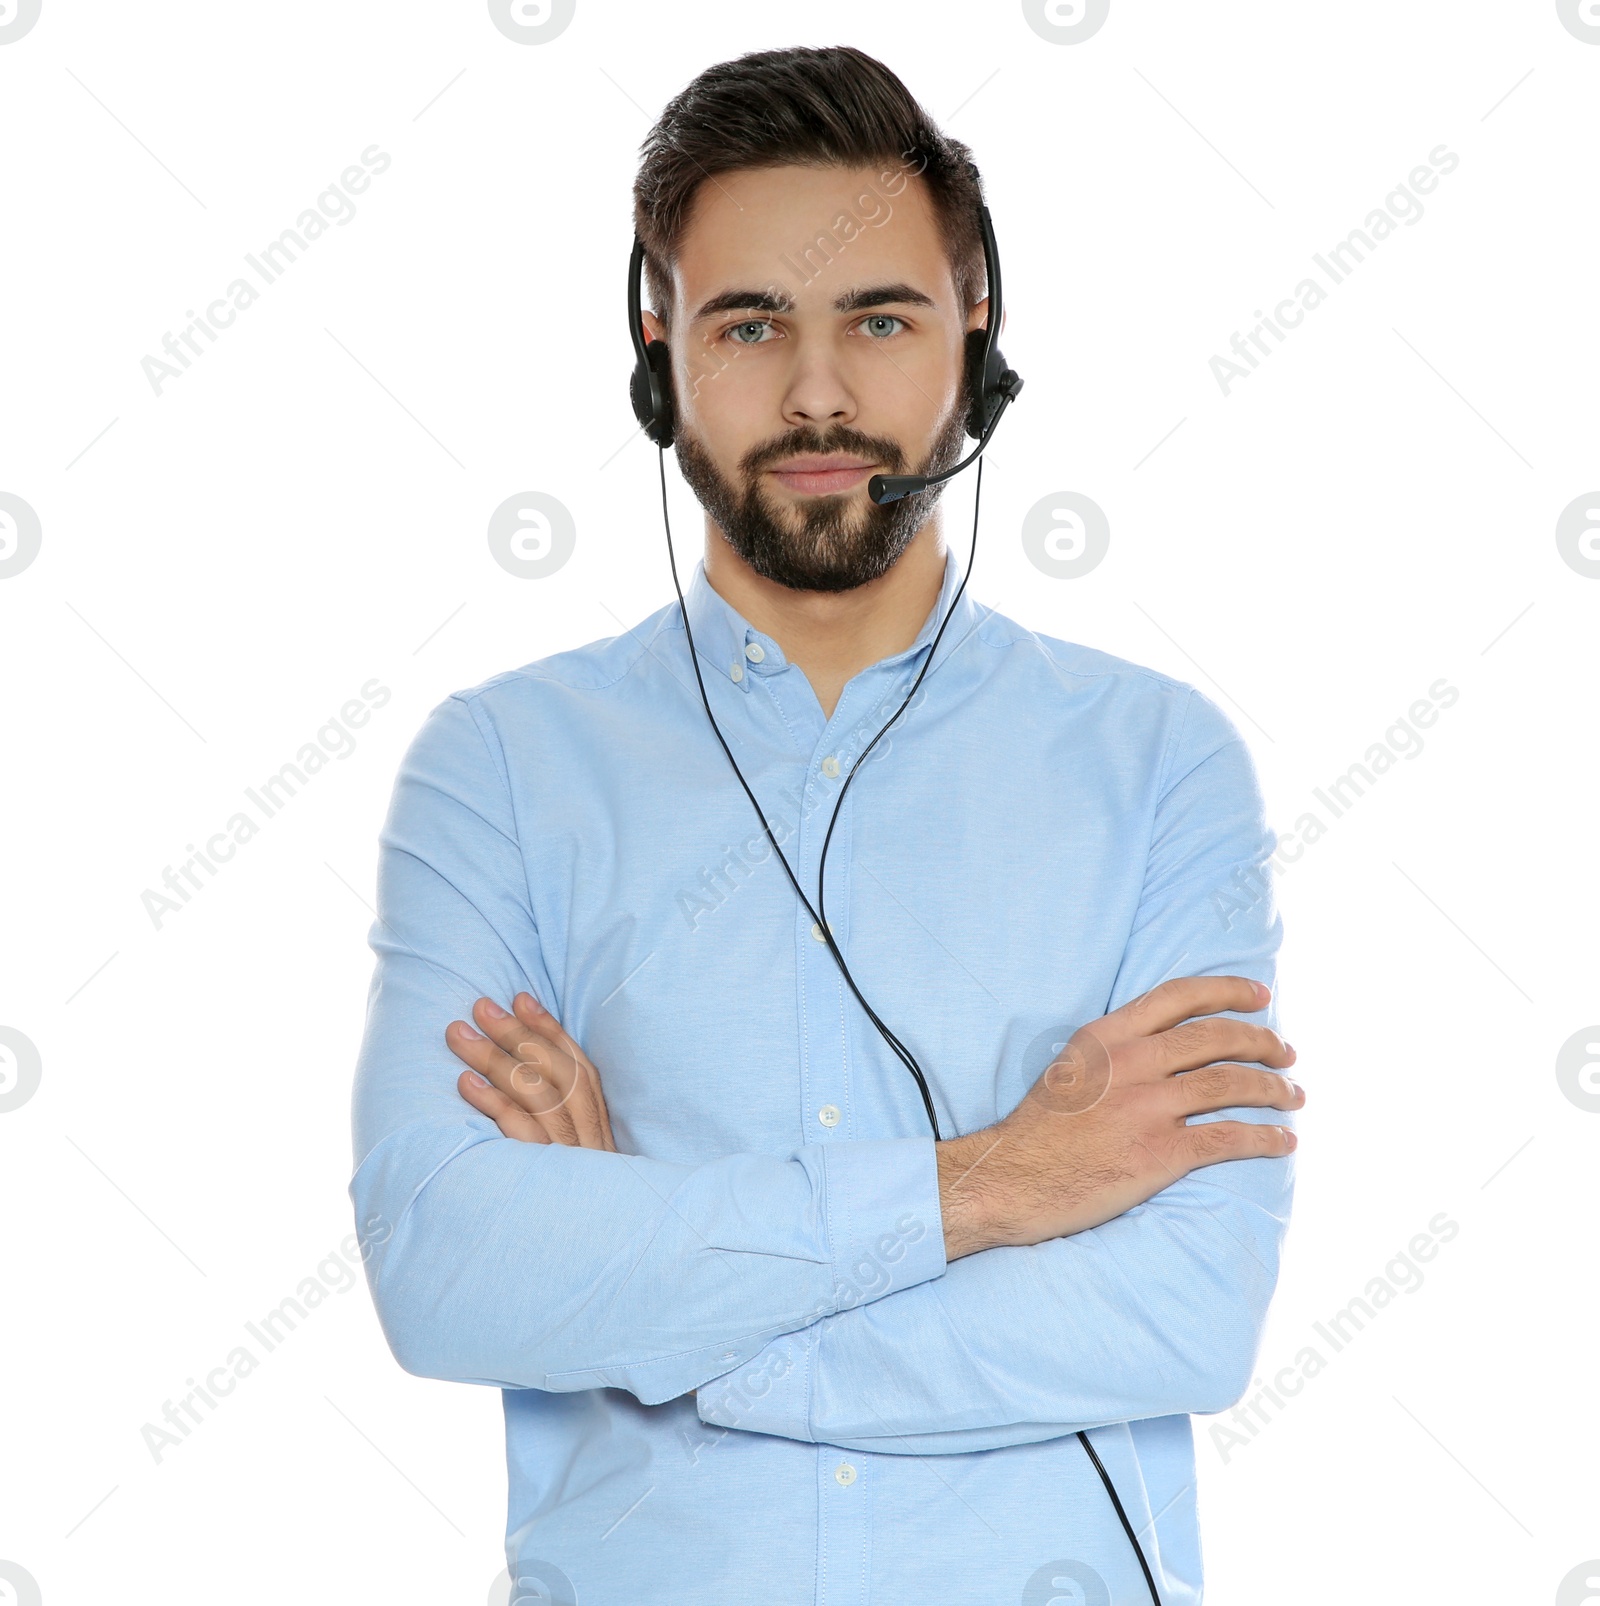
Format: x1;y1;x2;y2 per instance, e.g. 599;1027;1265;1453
936;1129;1006;1260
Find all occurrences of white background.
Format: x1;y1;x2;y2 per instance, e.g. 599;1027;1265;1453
2;2;1597;1602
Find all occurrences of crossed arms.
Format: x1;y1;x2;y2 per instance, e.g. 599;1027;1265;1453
348;685;1300;1452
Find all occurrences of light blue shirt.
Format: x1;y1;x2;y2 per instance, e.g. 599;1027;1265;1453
349;545;1293;1605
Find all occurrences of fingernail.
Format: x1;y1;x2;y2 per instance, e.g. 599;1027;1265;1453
1289;1080;1304;1098
467;1070;490;1087
456;1023;485;1040
1253;981;1270;1004
481;999;510;1019
1283;1128;1297;1148
522;993;547;1016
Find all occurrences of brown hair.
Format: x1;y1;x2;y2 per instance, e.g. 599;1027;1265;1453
632;46;986;331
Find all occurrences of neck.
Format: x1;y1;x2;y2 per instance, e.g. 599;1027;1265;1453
702;523;948;721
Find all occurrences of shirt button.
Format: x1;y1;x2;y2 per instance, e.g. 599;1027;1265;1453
835;1462;857;1486
821;755;840;778
730;663;744;683
818;1104;841;1128
745;641;766;663
810;921;831;942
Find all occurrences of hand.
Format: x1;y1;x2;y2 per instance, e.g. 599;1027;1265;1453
936;975;1301;1260
446;992;617;1151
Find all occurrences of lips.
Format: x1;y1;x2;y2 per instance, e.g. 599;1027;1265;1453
767;459;875;496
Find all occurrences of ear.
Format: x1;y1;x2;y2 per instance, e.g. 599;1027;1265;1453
968;295;991;336
640;309;667;345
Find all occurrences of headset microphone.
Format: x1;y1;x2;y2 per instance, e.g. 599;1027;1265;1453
867;365;1019;504
627;168;1162;1606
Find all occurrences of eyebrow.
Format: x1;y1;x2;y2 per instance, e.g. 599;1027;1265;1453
691;282;937;322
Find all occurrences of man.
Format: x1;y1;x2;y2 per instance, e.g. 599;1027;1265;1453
349;45;1302;1606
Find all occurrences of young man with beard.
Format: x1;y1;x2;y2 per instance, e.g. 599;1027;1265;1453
350;45;1303;1606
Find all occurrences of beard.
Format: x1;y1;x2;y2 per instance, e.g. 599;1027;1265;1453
672;386;973;594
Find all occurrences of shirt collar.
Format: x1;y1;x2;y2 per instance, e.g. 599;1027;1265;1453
678;544;978;694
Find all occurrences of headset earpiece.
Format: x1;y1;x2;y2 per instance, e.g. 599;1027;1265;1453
964;324;1013;441
961;183;1019;443
627;236;677;448
630;332;676;448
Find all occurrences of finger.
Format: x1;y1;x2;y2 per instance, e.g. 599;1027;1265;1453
572;1055;617;1153
1167;1062;1304;1117
1177;1117;1297;1172
471;998;585;1143
457;1068;551;1143
472;994;565;1068
509;1036;583;1146
447;1017;543;1094
1152;1017;1296;1076
511;994;611;1148
448;1016;582;1146
1105;976;1272;1043
590;1063;617;1152
510;994;609;1149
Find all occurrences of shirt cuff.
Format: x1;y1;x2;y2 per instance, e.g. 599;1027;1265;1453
695;1136;947;1442
817;1135;947;1306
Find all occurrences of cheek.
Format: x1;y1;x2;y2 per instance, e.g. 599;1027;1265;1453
684;349;780;438
688;384;761;459
873;355;960;436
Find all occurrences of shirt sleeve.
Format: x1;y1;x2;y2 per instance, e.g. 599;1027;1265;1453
694;685;1295;1453
348;690;947;1407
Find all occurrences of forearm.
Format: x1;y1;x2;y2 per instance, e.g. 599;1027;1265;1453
353;1084;946;1403
935;1129;1008;1261
699;1123;1291;1451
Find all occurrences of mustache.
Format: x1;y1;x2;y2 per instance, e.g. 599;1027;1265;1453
743;433;906;476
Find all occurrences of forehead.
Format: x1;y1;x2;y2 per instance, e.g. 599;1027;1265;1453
673;163;957;318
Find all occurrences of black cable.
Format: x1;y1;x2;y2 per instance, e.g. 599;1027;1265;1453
811;452;989;1142
1076;1430;1164;1606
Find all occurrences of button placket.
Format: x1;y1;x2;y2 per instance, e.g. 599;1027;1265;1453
817;1448;869;1606
793;697;854;1162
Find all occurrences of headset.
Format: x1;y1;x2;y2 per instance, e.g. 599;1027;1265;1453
627;159;1163;1606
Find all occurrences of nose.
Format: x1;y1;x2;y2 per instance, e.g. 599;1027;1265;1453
779;337;858;433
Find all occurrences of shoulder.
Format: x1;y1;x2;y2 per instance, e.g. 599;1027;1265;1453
393;599;681;779
454;598;680;707
976;604;1252;789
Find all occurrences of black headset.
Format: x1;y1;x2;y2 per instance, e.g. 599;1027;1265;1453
626;161;1163;1606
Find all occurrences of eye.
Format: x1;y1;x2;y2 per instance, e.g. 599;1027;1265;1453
724;318;776;346
856;314;906;340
